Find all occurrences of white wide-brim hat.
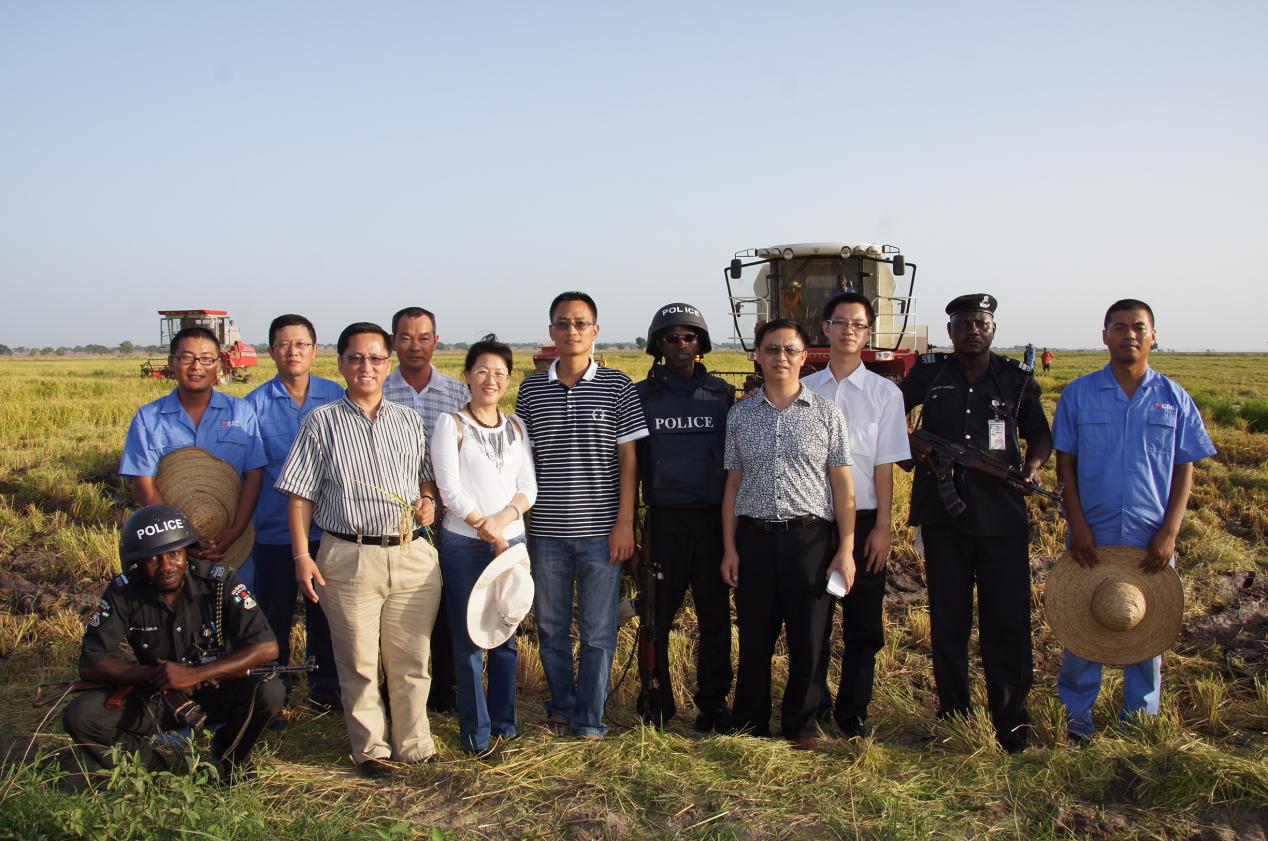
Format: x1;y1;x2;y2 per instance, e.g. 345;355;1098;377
1044;546;1184;666
467;543;535;650
155;447;255;570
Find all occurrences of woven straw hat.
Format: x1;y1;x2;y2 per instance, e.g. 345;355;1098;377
1044;546;1183;665
155;447;255;569
467;543;535;650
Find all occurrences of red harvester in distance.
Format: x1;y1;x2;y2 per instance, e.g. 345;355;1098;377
140;309;259;385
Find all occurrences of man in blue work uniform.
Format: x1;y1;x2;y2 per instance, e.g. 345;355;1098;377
121;326;266;571
246;314;345;711
899;293;1052;753
634;302;735;732
1052;298;1216;743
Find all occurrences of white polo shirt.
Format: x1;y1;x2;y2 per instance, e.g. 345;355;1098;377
802;362;911;510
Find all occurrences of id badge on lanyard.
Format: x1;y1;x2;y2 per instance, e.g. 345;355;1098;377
988;398;1007;451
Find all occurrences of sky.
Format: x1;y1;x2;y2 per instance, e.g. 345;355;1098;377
2;2;1266;351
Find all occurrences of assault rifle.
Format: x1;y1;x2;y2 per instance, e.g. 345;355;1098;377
632;510;662;723
32;660;318;709
909;428;1062;516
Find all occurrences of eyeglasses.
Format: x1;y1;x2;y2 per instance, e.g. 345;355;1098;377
172;353;219;367
550;319;596;332
824;319;870;333
272;341;314;352
470;367;510;381
761;344;805;357
342;354;391;366
661;333;699;346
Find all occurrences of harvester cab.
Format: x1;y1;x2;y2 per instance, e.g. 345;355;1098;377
724;242;927;383
140;309;259;385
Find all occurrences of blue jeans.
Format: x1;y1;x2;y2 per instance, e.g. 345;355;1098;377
439;529;523;753
1058;651;1163;738
528;535;621;738
252;541;340;695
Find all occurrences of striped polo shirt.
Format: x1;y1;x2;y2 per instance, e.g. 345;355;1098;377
515;359;649;538
383;366;470;437
275;395;434;537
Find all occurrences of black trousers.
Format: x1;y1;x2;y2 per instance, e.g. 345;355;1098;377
640;506;733;721
62;676;285;772
253;540;340;695
427;528;457;711
815;510;885;724
731;517;833;739
921;524;1033;745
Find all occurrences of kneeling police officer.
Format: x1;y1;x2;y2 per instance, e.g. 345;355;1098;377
63;504;283;778
634;303;736;731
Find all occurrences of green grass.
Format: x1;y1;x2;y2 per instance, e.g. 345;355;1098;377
0;353;1264;839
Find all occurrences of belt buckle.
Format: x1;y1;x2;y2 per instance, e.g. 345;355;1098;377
769;519;789;532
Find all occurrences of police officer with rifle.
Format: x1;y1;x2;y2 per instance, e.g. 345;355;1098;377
634;303;735;731
62;504;284;779
899;293;1052;753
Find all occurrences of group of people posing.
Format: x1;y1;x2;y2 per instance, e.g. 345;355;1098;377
63;289;1214;781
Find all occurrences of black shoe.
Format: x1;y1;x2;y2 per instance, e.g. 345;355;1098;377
358;759;396;780
267;715;287;732
999;737;1028;755
1066;730;1092;748
836;716;871;739
694;707;733;734
427;701;459;715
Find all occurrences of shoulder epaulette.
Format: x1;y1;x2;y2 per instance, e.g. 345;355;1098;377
110;573;129;590
208;564;228;581
997;354;1032;373
919;352;952;364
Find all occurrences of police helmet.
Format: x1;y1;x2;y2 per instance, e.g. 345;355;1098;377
120;504;201;563
646;302;712;356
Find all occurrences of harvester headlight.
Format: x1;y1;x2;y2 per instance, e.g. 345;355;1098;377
873;350;894;361
841;246;852;258
757;248;770;258
781;247;794;260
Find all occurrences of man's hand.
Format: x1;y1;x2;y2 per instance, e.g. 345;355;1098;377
154;659;204;693
828;549;856;595
1023;464;1044;485
295;553;325;603
413;497;436;527
863;523;891;574
609;521;635;565
720;548;740;588
1069;519;1100;568
199;524;244;562
1141;528;1177;574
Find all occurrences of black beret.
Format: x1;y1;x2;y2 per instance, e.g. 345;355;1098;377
945;293;997;316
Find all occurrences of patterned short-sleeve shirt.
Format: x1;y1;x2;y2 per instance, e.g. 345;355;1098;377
723;386;852;520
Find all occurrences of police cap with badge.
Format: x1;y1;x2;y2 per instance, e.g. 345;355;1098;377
945;293;997;318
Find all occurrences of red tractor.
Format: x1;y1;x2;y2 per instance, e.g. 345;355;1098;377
723;241;927;383
140;310;259;385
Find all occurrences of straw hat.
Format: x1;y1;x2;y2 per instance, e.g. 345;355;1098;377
1044;546;1183;665
155;447;255;570
467;543;535;650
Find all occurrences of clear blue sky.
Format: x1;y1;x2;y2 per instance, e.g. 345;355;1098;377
3;1;1265;351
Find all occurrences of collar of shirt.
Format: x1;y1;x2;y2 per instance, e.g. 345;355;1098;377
758;383;812;410
339;393;383;421
547;358;598;383
1095;363;1162;398
158;388;230;416
385;364;445;397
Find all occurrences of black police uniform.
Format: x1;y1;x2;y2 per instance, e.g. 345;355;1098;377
899;350;1049;747
63;563;284;772
635;361;735;725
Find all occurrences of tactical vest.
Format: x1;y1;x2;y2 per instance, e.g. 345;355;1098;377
636;366;733;507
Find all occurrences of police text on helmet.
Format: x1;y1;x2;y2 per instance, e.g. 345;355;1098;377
136;518;187;541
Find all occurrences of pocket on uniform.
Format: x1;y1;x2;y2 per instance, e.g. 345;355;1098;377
1145;411;1177;452
262;430;291;463
1075;412;1115;451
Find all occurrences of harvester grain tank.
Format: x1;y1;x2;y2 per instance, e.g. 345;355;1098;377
723;242;927;381
140;309;259;384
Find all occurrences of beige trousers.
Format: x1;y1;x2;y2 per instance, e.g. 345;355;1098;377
316;533;443;763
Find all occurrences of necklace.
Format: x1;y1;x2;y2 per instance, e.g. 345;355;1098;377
467;403;501;429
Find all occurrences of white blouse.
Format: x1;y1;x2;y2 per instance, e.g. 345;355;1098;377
431;411;537;540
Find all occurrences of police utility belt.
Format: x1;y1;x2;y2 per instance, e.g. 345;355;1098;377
738;514;824;533
326;527;427;547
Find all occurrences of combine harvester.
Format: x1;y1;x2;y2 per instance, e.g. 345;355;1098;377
140;309;259;385
721;241;927;385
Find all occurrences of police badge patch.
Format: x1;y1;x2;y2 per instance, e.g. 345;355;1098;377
230;582;258;610
88;598;111;628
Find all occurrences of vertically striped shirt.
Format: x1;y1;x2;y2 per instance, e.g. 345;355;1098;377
515;359;649;538
275;396;434;536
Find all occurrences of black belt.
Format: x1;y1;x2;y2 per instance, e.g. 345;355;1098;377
325;528;425;547
738;514;823;533
856;509;878;520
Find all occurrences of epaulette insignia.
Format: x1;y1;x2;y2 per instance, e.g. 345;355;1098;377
209;564;227;581
999;355;1032;373
919;352;951;364
111;573;129;589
